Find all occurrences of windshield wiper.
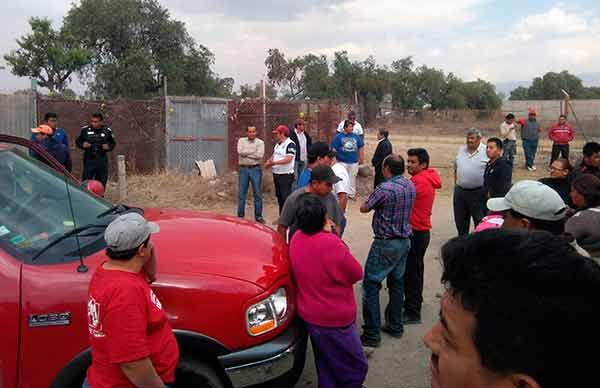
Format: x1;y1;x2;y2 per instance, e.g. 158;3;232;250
97;204;131;218
31;224;109;261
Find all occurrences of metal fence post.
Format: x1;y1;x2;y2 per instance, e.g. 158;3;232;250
118;155;127;202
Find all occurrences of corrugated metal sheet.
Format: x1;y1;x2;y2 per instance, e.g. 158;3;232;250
0;92;37;138
166;96;229;175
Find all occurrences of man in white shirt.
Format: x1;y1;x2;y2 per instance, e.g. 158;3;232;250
237;126;265;223
499;113;517;166
337;111;364;139
453;128;489;236
330;150;350;236
265;125;297;213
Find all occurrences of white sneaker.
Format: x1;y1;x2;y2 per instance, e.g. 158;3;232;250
527;166;537;172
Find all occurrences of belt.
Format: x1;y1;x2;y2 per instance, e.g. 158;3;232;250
374;236;408;241
457;185;483;191
239;164;260;168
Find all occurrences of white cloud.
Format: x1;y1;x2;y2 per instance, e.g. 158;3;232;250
514;7;588;41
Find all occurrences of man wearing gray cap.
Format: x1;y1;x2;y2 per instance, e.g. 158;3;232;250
85;213;179;388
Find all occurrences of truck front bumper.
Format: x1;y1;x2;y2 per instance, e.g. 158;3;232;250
218;319;307;388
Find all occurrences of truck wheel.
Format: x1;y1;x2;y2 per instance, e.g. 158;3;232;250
175;359;225;388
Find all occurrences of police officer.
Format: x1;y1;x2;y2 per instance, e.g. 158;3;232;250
76;112;116;188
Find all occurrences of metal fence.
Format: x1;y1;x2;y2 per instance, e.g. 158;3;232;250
37;97;165;178
165;96;228;175
0;92;36;138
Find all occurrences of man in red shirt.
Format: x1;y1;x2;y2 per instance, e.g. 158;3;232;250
85;213;179;388
549;114;575;164
404;148;442;324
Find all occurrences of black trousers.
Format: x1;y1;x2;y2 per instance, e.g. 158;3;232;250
82;158;109;188
551;144;570;164
404;230;431;318
374;168;385;189
453;186;486;236
273;173;294;213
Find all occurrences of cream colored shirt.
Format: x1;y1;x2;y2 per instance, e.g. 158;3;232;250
500;121;517;141
237;137;265;166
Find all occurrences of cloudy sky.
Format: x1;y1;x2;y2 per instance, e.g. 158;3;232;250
1;0;600;93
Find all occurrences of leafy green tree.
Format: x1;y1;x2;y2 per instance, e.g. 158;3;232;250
462;79;501;110
239;82;278;99
509;86;529;100
510;71;593;100
63;0;227;98
4;18;91;94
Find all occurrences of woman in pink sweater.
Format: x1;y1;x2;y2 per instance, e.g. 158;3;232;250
289;193;368;388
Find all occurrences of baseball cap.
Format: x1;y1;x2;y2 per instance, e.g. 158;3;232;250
528;108;537;115
105;213;159;252
31;124;53;135
272;125;290;136
487;180;567;221
308;142;331;159
310;165;342;184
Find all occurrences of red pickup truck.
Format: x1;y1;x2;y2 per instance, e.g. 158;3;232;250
0;135;306;388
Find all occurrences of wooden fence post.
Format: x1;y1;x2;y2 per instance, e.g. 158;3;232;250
118;155;127;202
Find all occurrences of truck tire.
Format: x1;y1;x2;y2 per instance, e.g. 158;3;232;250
175;359;225;388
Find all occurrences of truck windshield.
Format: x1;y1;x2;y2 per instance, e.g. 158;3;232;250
0;146;114;264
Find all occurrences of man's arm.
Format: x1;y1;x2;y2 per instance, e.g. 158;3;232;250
253;140;265;160
337;192;348;212
277;224;288;242
120;358;165;388
360;202;371;213
75;128;87;150
359;147;365;165
237;139;251;157
103;129;116;151
272;155;294;165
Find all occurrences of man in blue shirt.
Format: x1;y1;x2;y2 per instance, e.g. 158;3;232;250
297;142;334;188
331;120;364;199
31;112;69;148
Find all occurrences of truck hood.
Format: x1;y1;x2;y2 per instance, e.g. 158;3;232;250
143;208;289;291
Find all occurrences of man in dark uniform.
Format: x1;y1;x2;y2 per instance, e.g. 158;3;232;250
76;112;116;188
484;137;512;201
372;128;393;188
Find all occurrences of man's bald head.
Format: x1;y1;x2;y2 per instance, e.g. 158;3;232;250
382;154;406;178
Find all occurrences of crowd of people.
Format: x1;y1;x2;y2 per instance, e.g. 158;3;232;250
26;108;599;387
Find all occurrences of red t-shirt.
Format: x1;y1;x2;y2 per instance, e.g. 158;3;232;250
86;265;179;388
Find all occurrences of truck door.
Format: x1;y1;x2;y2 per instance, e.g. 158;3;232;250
0;251;21;388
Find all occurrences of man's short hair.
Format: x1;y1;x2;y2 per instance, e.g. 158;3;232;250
44;112;57;121
296;193;326;235
383;154;405;176
106;236;150;261
441;229;600;388
348;110;356;118
508;209;565;235
487;137;503;150
378;128;389;138
407;148;429;168
466;128;482;138
559;114;567;119
343;120;353;130
572;174;600;208
247;125;256;131
505;113;515;120
583;141;600;157
294;119;304;129
91;112;104;121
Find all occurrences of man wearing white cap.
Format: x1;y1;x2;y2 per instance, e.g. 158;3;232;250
85;213;179;388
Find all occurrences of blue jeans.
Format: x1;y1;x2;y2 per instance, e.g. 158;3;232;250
83;380;170;388
293;160;306;190
237;166;263;219
522;139;538;168
502;139;516;166
362;238;411;341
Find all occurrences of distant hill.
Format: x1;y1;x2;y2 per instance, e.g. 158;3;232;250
495;72;600;98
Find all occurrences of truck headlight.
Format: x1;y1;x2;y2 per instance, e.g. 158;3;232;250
246;287;288;336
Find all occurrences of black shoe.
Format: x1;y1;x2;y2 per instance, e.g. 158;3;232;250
381;325;403;338
255;218;266;224
403;315;422;325
360;334;381;348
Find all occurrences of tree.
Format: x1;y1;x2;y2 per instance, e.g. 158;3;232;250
63;0;227;98
239;82;278;99
265;48;308;100
462;79;502;110
509;71;593;100
4;18;91;94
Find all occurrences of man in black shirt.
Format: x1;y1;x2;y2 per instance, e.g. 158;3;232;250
484;137;512;201
75;112;116;188
571;142;600;181
371;128;393;188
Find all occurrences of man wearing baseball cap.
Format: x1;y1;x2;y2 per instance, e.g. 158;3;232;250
487;180;567;234
297;142;334;188
265;125;297;213
31;124;72;172
278;164;345;242
85;213;179;388
521;108;541;171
